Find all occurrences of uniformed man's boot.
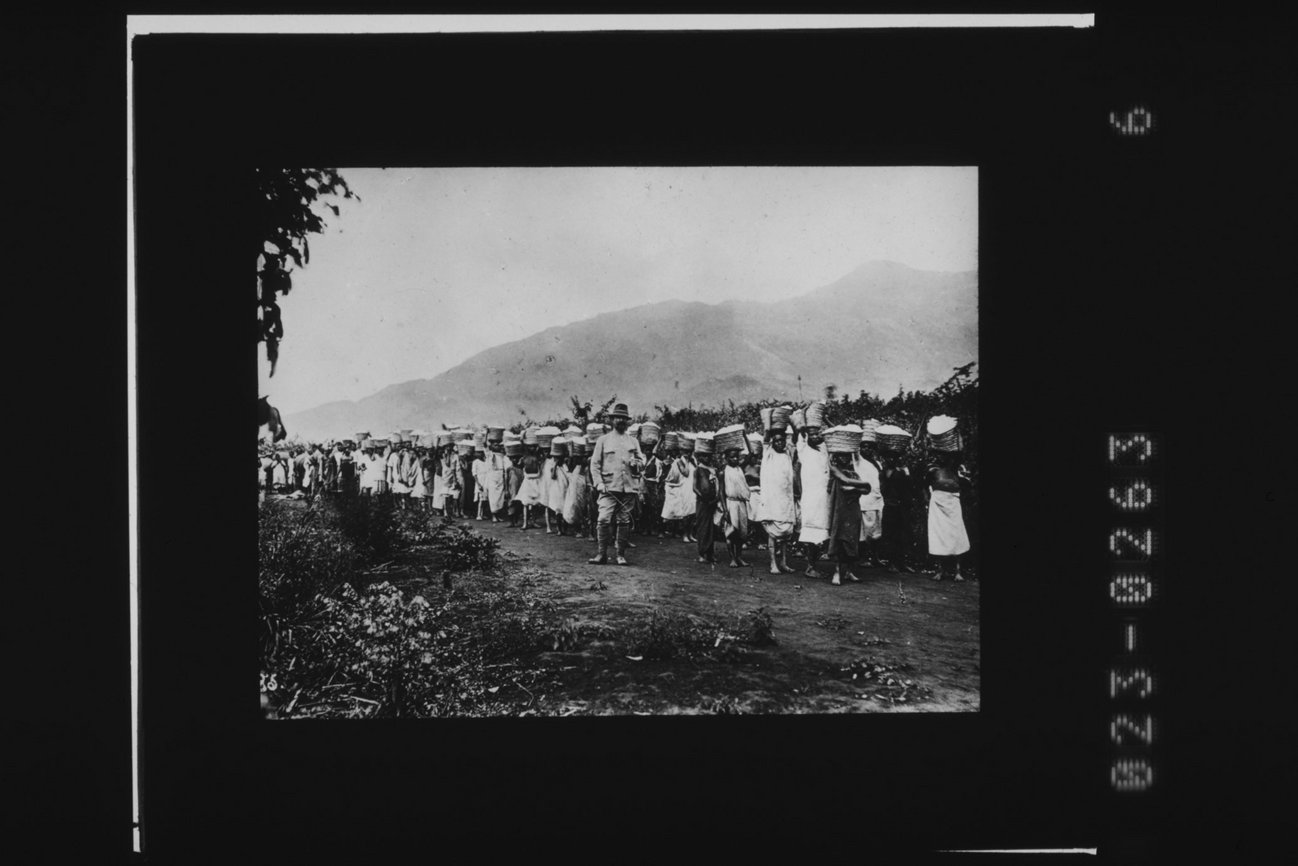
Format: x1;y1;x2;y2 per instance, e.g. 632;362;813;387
588;524;611;564
615;523;630;566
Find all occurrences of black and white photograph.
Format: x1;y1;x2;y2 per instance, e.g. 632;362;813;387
257;165;979;718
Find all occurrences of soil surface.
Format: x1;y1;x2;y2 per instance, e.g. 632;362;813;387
381;513;980;715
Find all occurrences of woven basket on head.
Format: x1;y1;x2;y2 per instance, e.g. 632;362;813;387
487;426;505;443
860;419;881;443
771;405;793;430
693;433;715;455
876;424;913;452
759;407;774;431
715;425;746;455
435;432;453;446
504;441;523;457
679;433;696;453
535;426;561;449
456;440;474;454
926;415;958;436
568;438;587;456
823;426;862;454
550;437;569;457
930;430;963;452
522;427;538;446
372;439;391;450
805;401;827;429
639;421;661;444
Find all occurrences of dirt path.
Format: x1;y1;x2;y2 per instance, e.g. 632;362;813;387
423;516;980;714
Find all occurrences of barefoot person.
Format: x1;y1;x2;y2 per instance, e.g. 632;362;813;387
717;444;752;568
825;426;874;586
854;422;885;567
794;414;831;577
759;427;798;575
484;439;511;523
562;438;591;537
546;437;571;536
692;434;719;563
926;449;971;582
516;445;544;530
588;403;644;565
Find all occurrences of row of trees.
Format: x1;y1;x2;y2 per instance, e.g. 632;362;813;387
524;362;979;488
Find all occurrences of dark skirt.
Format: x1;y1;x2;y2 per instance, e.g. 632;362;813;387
825;480;863;560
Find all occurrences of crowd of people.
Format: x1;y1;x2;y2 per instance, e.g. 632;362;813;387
258;401;974;585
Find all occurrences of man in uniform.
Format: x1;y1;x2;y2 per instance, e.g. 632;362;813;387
587;403;645;565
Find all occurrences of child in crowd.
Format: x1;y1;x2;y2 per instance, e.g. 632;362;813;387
718;447;751;568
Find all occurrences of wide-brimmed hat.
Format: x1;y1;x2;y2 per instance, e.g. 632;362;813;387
606;402;631;420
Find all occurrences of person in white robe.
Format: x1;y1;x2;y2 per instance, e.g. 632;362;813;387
759;428;798;575
795;424;830;576
483;444;511;522
853;442;885;565
545;442;571;535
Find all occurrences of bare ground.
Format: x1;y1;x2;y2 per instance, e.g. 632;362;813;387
373;512;980;715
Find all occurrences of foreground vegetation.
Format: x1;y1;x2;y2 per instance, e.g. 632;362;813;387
259;499;781;718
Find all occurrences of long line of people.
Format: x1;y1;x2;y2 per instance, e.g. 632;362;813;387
258;402;974;585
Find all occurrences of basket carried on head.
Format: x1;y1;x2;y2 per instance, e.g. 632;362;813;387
487;425;505;443
747;432;764;456
772;405;793;431
450;428;473;442
521;427;538;446
568;437;587;456
823;425;863;454
550;437;569;457
435;432;453;447
563;425;584;439
860;418;881;443
504;440;524;457
714;424;747;455
585;422;605;445
805;401;827;429
536;426;561;449
679;433;696;453
455;439;475;455
664;431;680;451
693;432;715;456
372;438;391;451
875;424;913;452
639;421;661;444
926;415;962;452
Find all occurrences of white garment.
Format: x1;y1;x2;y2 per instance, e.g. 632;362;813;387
759;447;797;525
796;438;830;544
661;457;695;520
852;454;884;512
928;489;971;555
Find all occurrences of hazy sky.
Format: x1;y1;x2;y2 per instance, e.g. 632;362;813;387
259;166;977;415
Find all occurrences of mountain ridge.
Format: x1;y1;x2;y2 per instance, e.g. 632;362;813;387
284;261;977;438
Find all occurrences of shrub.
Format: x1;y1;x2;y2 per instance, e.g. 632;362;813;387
271;582;479;718
430;520;501;572
331;495;401;563
259;503;359;655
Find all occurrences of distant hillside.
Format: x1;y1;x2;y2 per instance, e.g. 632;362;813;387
285;260;977;439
